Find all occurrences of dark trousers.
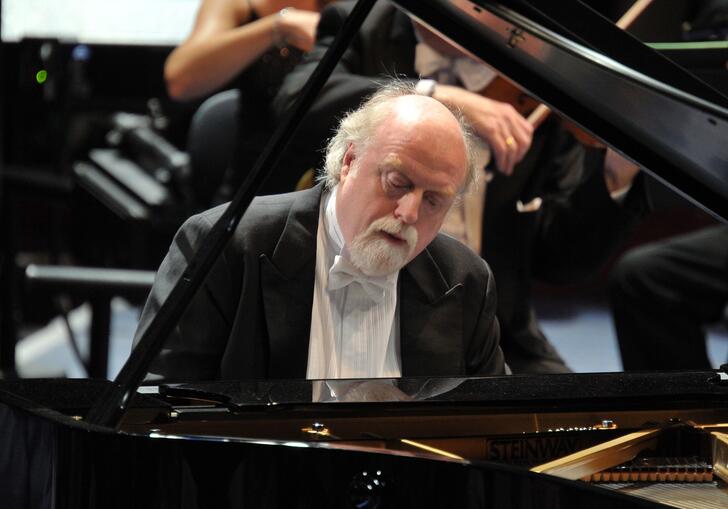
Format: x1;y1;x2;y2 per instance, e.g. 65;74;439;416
609;225;728;370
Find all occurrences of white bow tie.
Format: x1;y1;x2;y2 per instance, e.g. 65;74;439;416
328;255;391;302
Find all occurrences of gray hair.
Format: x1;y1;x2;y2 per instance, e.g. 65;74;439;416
320;80;480;193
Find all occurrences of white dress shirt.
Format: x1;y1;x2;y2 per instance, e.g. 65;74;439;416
306;187;402;379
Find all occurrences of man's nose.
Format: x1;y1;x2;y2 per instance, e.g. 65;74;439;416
395;192;421;224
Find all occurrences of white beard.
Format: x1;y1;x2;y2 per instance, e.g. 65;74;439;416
348;216;418;276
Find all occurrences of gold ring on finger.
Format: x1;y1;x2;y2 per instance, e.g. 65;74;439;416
505;136;516;147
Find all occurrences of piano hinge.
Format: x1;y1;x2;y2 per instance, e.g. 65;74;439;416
507;28;526;49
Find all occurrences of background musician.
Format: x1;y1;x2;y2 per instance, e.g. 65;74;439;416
164;0;328;203
610;225;728;370
165;0;323;102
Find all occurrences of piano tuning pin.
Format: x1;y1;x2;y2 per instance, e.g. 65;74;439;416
301;421;330;439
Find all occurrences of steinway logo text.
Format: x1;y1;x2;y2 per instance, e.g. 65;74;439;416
486;436;580;462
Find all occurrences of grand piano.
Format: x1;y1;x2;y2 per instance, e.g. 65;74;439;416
2;0;728;507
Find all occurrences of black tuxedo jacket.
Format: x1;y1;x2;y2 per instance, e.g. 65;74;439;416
274;0;647;372
136;185;506;380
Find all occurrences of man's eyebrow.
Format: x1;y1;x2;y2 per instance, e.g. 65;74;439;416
380;159;458;197
379;157;404;171
434;186;458;199
381;152;405;165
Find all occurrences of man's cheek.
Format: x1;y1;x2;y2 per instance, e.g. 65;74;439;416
419;228;435;246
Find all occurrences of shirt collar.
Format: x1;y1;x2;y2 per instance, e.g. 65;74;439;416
324;185;345;255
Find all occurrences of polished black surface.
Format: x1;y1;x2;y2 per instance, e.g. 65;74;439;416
504;1;728;107
1;376;682;508
397;0;728;221
6;371;726;421
165;370;728;408
3;372;727;508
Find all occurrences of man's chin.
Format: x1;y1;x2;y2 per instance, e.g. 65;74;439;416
349;240;411;277
354;257;406;277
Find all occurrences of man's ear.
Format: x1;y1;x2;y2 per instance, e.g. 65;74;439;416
341;143;356;179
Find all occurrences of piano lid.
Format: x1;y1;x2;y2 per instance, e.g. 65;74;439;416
394;0;728;221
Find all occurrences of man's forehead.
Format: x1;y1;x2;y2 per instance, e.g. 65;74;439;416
387;94;458;125
373;97;465;151
389;97;426;124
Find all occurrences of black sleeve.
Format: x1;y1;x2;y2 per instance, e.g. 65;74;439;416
530;128;649;283
133;213;234;381
466;258;507;376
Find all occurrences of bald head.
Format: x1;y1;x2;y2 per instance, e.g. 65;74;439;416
373;94;469;190
322;81;478;192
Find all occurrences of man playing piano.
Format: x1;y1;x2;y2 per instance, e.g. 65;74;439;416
274;0;647;374
135;82;507;380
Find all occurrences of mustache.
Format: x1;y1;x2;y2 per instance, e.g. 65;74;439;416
368;216;417;248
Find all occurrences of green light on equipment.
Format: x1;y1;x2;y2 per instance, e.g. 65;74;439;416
36;70;48;84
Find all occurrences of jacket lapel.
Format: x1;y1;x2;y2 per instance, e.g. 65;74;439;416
260;186;322;378
400;246;464;376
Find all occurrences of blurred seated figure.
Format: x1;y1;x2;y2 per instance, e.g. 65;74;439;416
610;225;728;370
165;0;322;102
273;0;647;374
164;0;326;203
135;83;506;381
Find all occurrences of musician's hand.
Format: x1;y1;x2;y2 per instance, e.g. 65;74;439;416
278;8;320;52
433;84;533;175
604;148;640;195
